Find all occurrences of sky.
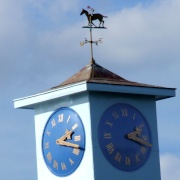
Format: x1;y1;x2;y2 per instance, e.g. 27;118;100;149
0;0;180;179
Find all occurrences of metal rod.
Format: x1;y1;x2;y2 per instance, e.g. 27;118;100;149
89;16;94;63
90;27;93;61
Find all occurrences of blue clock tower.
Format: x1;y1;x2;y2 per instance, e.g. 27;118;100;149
14;6;176;180
14;60;175;180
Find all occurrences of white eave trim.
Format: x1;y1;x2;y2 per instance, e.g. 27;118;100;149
13;81;175;109
13;82;88;109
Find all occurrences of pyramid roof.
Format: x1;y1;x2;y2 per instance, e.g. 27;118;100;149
51;60;171;90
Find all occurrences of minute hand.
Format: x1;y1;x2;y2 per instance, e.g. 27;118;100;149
128;135;152;147
57;140;79;148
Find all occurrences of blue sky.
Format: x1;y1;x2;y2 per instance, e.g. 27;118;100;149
0;0;180;179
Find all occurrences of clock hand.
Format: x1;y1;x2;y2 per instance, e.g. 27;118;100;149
128;135;152;147
56;129;79;148
56;129;73;142
128;129;152;147
56;140;79;148
128;127;142;137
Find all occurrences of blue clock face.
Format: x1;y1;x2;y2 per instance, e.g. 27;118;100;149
98;103;152;171
42;107;85;177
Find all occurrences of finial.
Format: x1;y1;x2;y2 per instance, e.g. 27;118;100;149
90;58;95;65
80;7;107;63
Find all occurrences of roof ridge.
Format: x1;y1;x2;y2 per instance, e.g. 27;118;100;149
90;61;127;81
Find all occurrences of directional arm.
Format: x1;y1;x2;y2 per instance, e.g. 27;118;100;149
80;38;103;46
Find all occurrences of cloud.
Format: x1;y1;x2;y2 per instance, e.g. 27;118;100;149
25;0;81;26
99;0;180;67
25;0;80;12
160;153;180;180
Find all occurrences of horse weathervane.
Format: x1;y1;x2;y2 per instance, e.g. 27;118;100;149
80;6;107;28
80;6;107;63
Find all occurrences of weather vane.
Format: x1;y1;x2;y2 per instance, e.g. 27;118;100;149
80;6;107;63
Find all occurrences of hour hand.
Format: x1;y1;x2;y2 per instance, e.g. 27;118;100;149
57;129;73;142
128;127;142;137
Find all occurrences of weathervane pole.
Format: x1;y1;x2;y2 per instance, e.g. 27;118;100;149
89;16;94;63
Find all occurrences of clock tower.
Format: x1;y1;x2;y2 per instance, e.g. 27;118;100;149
14;60;175;180
14;7;175;180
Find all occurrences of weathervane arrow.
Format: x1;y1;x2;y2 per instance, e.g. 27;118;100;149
80;38;103;46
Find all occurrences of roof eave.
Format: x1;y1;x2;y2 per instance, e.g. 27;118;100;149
13;81;175;109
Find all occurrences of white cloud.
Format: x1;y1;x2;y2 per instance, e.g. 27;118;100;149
99;0;180;66
160;153;180;180
25;0;81;24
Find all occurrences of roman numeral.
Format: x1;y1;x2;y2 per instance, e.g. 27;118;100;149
74;135;81;141
51;119;56;128
69;158;74;165
112;111;119;119
46;131;51;136
135;154;140;163
140;146;147;154
126;157;131;165
121;109;128;117
46;152;52;162
67;115;71;123
61;162;66;170
114;152;121;163
58;114;63;122
72;123;78;130
45;142;49;149
53;160;58;170
104;133;112;139
138;123;144;129
106;143;115;154
105;120;113;128
73;148;80;155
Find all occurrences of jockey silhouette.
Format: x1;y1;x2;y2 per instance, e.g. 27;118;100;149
87;6;94;16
